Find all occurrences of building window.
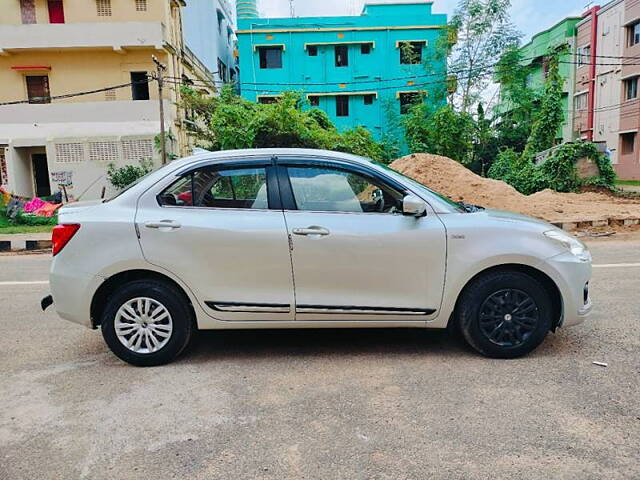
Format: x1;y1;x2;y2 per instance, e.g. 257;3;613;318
130;72;150;100
218;59;228;82
217;10;225;34
399;92;422;114
258;96;279;104
577;45;590;66
96;0;112;16
625;77;638;100
628;21;640;46
20;0;36;24
621;132;636;154
335;45;349;67
135;0;147;11
400;42;424;64
47;0;65;23
258;46;283;69
26;76;50;104
361;44;371;55
336;96;349;117
308;45;318;56
0;148;8;186
574;93;588;111
363;94;375;105
309;96;320;106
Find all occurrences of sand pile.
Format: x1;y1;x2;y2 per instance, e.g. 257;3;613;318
390;153;640;224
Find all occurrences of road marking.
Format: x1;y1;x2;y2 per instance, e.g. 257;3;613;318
593;263;640;269
0;280;49;286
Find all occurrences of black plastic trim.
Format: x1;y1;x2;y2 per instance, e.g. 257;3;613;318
296;304;436;315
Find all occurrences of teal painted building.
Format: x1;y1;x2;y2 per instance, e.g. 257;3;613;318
236;0;448;139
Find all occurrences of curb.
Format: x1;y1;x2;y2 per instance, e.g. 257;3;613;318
552;217;640;232
0;239;52;252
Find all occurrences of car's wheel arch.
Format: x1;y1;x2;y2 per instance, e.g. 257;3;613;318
90;269;197;329
452;263;563;332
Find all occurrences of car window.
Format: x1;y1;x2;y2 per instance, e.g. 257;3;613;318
287;166;404;214
159;167;269;210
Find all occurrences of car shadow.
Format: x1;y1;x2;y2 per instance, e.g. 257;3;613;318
184;327;474;363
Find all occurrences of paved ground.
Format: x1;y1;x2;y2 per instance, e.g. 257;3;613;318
0;236;639;480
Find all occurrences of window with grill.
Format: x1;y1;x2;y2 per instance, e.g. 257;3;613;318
96;0;112;16
258;96;279;104
400;42;424;64
574;93;588;111
89;141;119;162
335;45;349;67
135;0;147;12
55;143;85;163
258;47;283;69
0;148;7;185
628;21;640;46
26;76;50;104
363;94;375;105
621;132;636;154
130;72;150;100
20;0;36;24
308;45;318;56
577;45;590;66
399;92;422;114
105;89;117;101
336;96;349;117
625;77;638;100
361;43;371;55
309;96;320;106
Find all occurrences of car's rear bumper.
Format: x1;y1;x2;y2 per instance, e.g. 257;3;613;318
50;263;103;328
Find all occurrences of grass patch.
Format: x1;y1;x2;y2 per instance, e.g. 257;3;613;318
616;180;640;186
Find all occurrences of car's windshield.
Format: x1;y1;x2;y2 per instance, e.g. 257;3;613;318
373;161;466;212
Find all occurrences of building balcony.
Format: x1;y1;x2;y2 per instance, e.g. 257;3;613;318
0;22;167;55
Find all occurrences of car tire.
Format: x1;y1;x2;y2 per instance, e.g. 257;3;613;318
101;280;193;366
456;271;552;359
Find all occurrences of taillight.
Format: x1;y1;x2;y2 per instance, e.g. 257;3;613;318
52;224;80;256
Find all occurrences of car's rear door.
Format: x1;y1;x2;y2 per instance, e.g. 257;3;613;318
277;158;447;321
135;158;295;321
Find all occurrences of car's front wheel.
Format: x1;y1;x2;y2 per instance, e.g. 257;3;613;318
101;280;193;366
456;270;553;358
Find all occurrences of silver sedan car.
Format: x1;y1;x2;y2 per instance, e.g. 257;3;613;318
45;149;592;366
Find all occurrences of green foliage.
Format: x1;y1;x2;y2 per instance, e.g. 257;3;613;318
106;158;154;190
179;86;386;162
490;142;617;194
523;47;566;159
403;104;475;164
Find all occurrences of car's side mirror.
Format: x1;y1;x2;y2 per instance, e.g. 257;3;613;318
402;194;427;217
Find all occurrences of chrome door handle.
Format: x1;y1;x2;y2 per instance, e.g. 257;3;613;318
145;220;181;230
292;226;330;236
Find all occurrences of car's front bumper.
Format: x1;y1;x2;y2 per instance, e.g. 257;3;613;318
543;251;593;328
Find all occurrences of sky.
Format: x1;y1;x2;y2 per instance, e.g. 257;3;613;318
258;0;591;45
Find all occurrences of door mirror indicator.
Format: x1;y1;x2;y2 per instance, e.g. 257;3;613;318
402;195;427;217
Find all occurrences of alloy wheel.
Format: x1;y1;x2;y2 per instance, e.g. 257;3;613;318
114;297;173;354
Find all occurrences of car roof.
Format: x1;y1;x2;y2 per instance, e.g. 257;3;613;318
169;148;373;169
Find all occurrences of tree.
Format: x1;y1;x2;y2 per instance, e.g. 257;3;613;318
178;86;386;162
448;0;521;113
403;104;475;164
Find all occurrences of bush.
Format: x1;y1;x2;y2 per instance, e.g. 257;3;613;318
13;211;58;226
107;158;154;190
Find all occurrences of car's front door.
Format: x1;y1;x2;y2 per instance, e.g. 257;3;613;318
278;159;447;320
136;160;295;321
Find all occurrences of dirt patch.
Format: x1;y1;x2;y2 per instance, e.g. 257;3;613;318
391;153;640;225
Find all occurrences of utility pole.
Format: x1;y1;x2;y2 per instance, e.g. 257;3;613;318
152;55;168;165
289;0;295;18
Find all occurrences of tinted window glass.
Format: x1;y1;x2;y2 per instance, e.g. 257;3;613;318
159;167;269;209
287;166;403;214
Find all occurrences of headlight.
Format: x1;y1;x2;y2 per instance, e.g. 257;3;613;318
544;230;591;262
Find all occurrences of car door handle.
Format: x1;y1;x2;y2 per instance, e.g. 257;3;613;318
145;220;181;230
292;226;330;236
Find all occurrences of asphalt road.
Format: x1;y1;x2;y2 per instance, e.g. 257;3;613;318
1;236;639;480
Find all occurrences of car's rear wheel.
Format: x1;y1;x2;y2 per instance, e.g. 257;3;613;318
456;271;552;358
101;280;193;366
